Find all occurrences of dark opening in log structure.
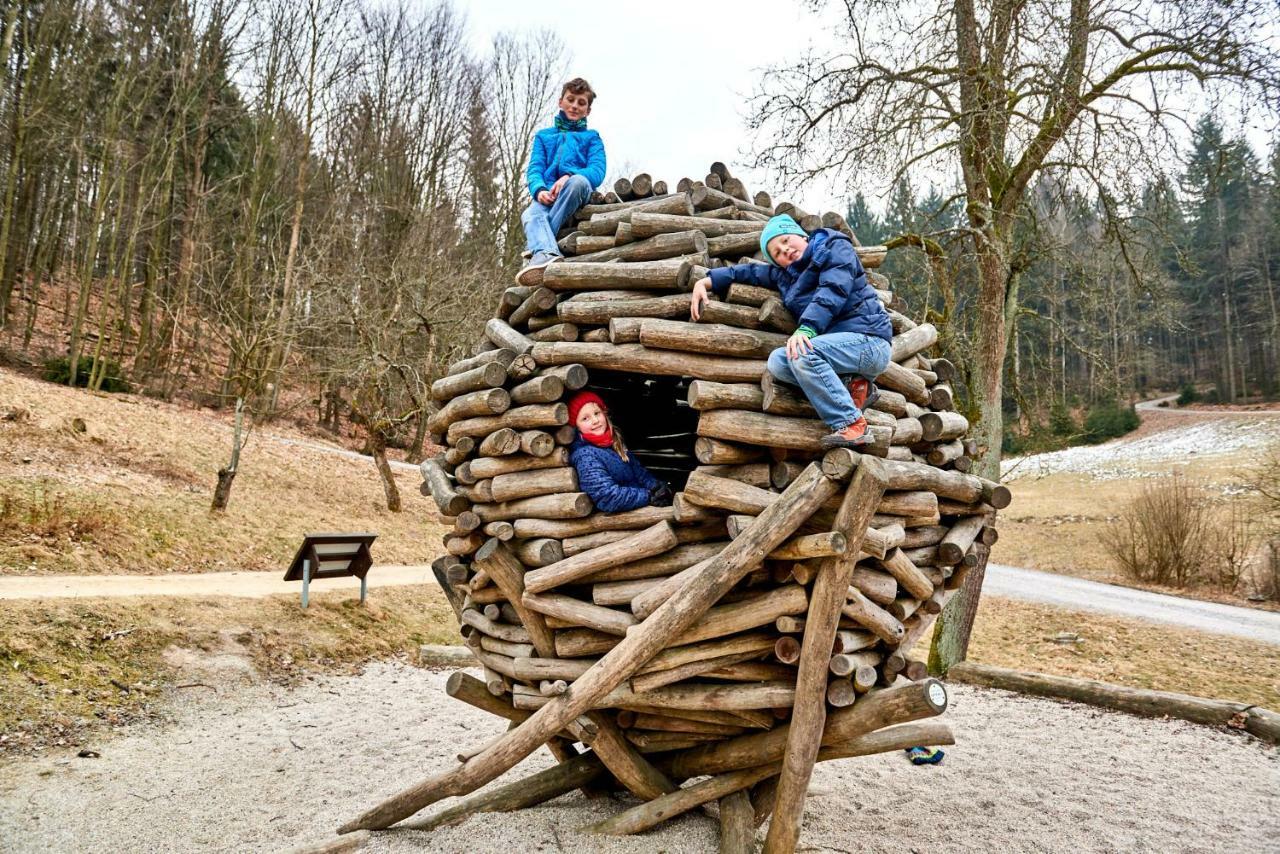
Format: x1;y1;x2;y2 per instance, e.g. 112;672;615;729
366;162;1011;851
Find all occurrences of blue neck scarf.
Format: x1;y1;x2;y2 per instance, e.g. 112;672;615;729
554;110;588;132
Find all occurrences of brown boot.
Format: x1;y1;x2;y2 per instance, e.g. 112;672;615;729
819;417;872;449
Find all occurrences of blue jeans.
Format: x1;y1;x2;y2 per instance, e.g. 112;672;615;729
766;332;892;430
521;174;593;255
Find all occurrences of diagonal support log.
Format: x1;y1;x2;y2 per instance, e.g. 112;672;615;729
337;459;846;833
765;455;887;854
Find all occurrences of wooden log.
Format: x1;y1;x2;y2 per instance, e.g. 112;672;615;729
937;514;988;565
588;541;726;583
630;213;764;239
557;293;691;325
506;353;538;382
578;192;691;234
694;463;774;489
582;712;677;801
919;410;970;441
881;459;983;503
420;458;468;516
631;651;763;694
522;592;638;636
927;439;965;467
446;403;568;444
472;492;593;523
512;505;681;540
890;323;938;362
508;287;557;327
488;466;578;504
758;297;797;334
431;361;508;402
726;283;774;306
446;533;485;556
461;448;570;482
336;461;841;833
683;470;776;515
875;360;930;404
695;437;765;464
826;678;857;708
569;230;708;264
698;409;832;452
700;300;768;330
476;429;521;458
484;318;535;355
446;347;516;376
640;319;788;360
720;790;755;854
841;588;904;644
654;584;810;642
687;380;764;412
850;566;897;606
512;538;564;568
980;478;1013;509
525;522;679;593
878;547;935;600
515;430;554;458
768;456;887;854
531;342;766;384
461;610;531;645
542;258;691;291
427;388;511;436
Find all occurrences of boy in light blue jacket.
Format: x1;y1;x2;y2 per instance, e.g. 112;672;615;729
516;77;607;285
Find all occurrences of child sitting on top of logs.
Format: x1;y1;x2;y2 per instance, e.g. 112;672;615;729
566;390;673;512
689;213;893;448
516;77;607;286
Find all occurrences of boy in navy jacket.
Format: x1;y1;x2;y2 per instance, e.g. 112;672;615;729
516;77;607;286
689;214;892;448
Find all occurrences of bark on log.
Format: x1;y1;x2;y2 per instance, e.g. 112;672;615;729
695;437;765;464
431;361;508;401
484;318;535;355
524;522;679;594
461;448;570;482
687;381;765;412
489;467;578;504
508;287;557;328
472;540;557;659
472;492;593;523
542;259;691;291
570;230;708;264
557;293;691;325
842;588;905;644
531;342;766;384
427;388;511;436
919;410;970;442
538;363;589;391
447;404;568;444
890;323;938;363
447;348;516;376
937;514;987;565
421;458;468;516
640;319;788;360
512;505;681;540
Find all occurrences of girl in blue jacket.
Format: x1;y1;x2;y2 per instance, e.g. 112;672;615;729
567;391;672;514
689;214;892;448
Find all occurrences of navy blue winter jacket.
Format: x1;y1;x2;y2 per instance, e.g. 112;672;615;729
569;436;660;514
525;123;607;200
706;229;892;341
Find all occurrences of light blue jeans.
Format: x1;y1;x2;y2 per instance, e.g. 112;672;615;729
767;332;892;430
521;174;593;256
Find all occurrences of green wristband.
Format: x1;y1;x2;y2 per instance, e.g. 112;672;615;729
797;325;817;339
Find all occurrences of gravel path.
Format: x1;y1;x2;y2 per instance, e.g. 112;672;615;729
985;564;1280;645
1;663;1275;854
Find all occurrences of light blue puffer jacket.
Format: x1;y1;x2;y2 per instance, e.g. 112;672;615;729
525;120;607;200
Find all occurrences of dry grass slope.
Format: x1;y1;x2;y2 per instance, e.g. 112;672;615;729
0;367;449;574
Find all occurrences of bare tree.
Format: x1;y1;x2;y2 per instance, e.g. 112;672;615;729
749;0;1280;670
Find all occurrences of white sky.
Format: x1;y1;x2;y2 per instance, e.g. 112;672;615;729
460;0;848;214
457;1;1279;218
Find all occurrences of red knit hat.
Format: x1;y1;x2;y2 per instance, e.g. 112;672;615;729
567;390;607;426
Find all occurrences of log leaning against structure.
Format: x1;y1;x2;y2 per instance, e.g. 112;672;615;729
344;161;1009;852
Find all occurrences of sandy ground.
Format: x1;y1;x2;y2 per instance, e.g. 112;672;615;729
1;662;1276;854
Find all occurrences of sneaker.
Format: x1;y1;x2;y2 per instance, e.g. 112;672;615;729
848;377;880;411
819;417;873;449
515;252;560;286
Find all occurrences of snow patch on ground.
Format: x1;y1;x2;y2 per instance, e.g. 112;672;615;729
1003;416;1280;481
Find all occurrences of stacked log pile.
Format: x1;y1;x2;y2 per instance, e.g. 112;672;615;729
343;163;1011;851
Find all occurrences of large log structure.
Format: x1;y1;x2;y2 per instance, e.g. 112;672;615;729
354;163;1010;850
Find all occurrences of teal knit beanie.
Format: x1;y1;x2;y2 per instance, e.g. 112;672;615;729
760;214;808;265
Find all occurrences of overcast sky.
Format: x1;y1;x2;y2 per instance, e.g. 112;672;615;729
461;0;850;214
458;1;1278;218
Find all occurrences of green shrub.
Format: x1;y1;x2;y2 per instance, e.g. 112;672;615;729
1049;403;1076;437
1082;400;1139;443
1176;382;1199;405
43;355;129;393
1201;386;1221;404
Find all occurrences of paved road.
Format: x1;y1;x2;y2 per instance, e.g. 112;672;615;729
986;563;1280;645
1134;394;1280;415
0;565;434;600
4;561;1277;647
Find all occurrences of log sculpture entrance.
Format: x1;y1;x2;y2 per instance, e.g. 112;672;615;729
348;164;1011;851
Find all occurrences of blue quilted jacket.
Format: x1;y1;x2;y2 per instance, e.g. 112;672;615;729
525;120;607;200
707;229;892;341
569;436;660;514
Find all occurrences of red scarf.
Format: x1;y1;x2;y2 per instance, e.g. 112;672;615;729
580;425;614;448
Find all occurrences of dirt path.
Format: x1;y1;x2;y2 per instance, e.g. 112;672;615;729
1134;394;1280;414
0;662;1274;854
985;563;1280;645
0;565;433;600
